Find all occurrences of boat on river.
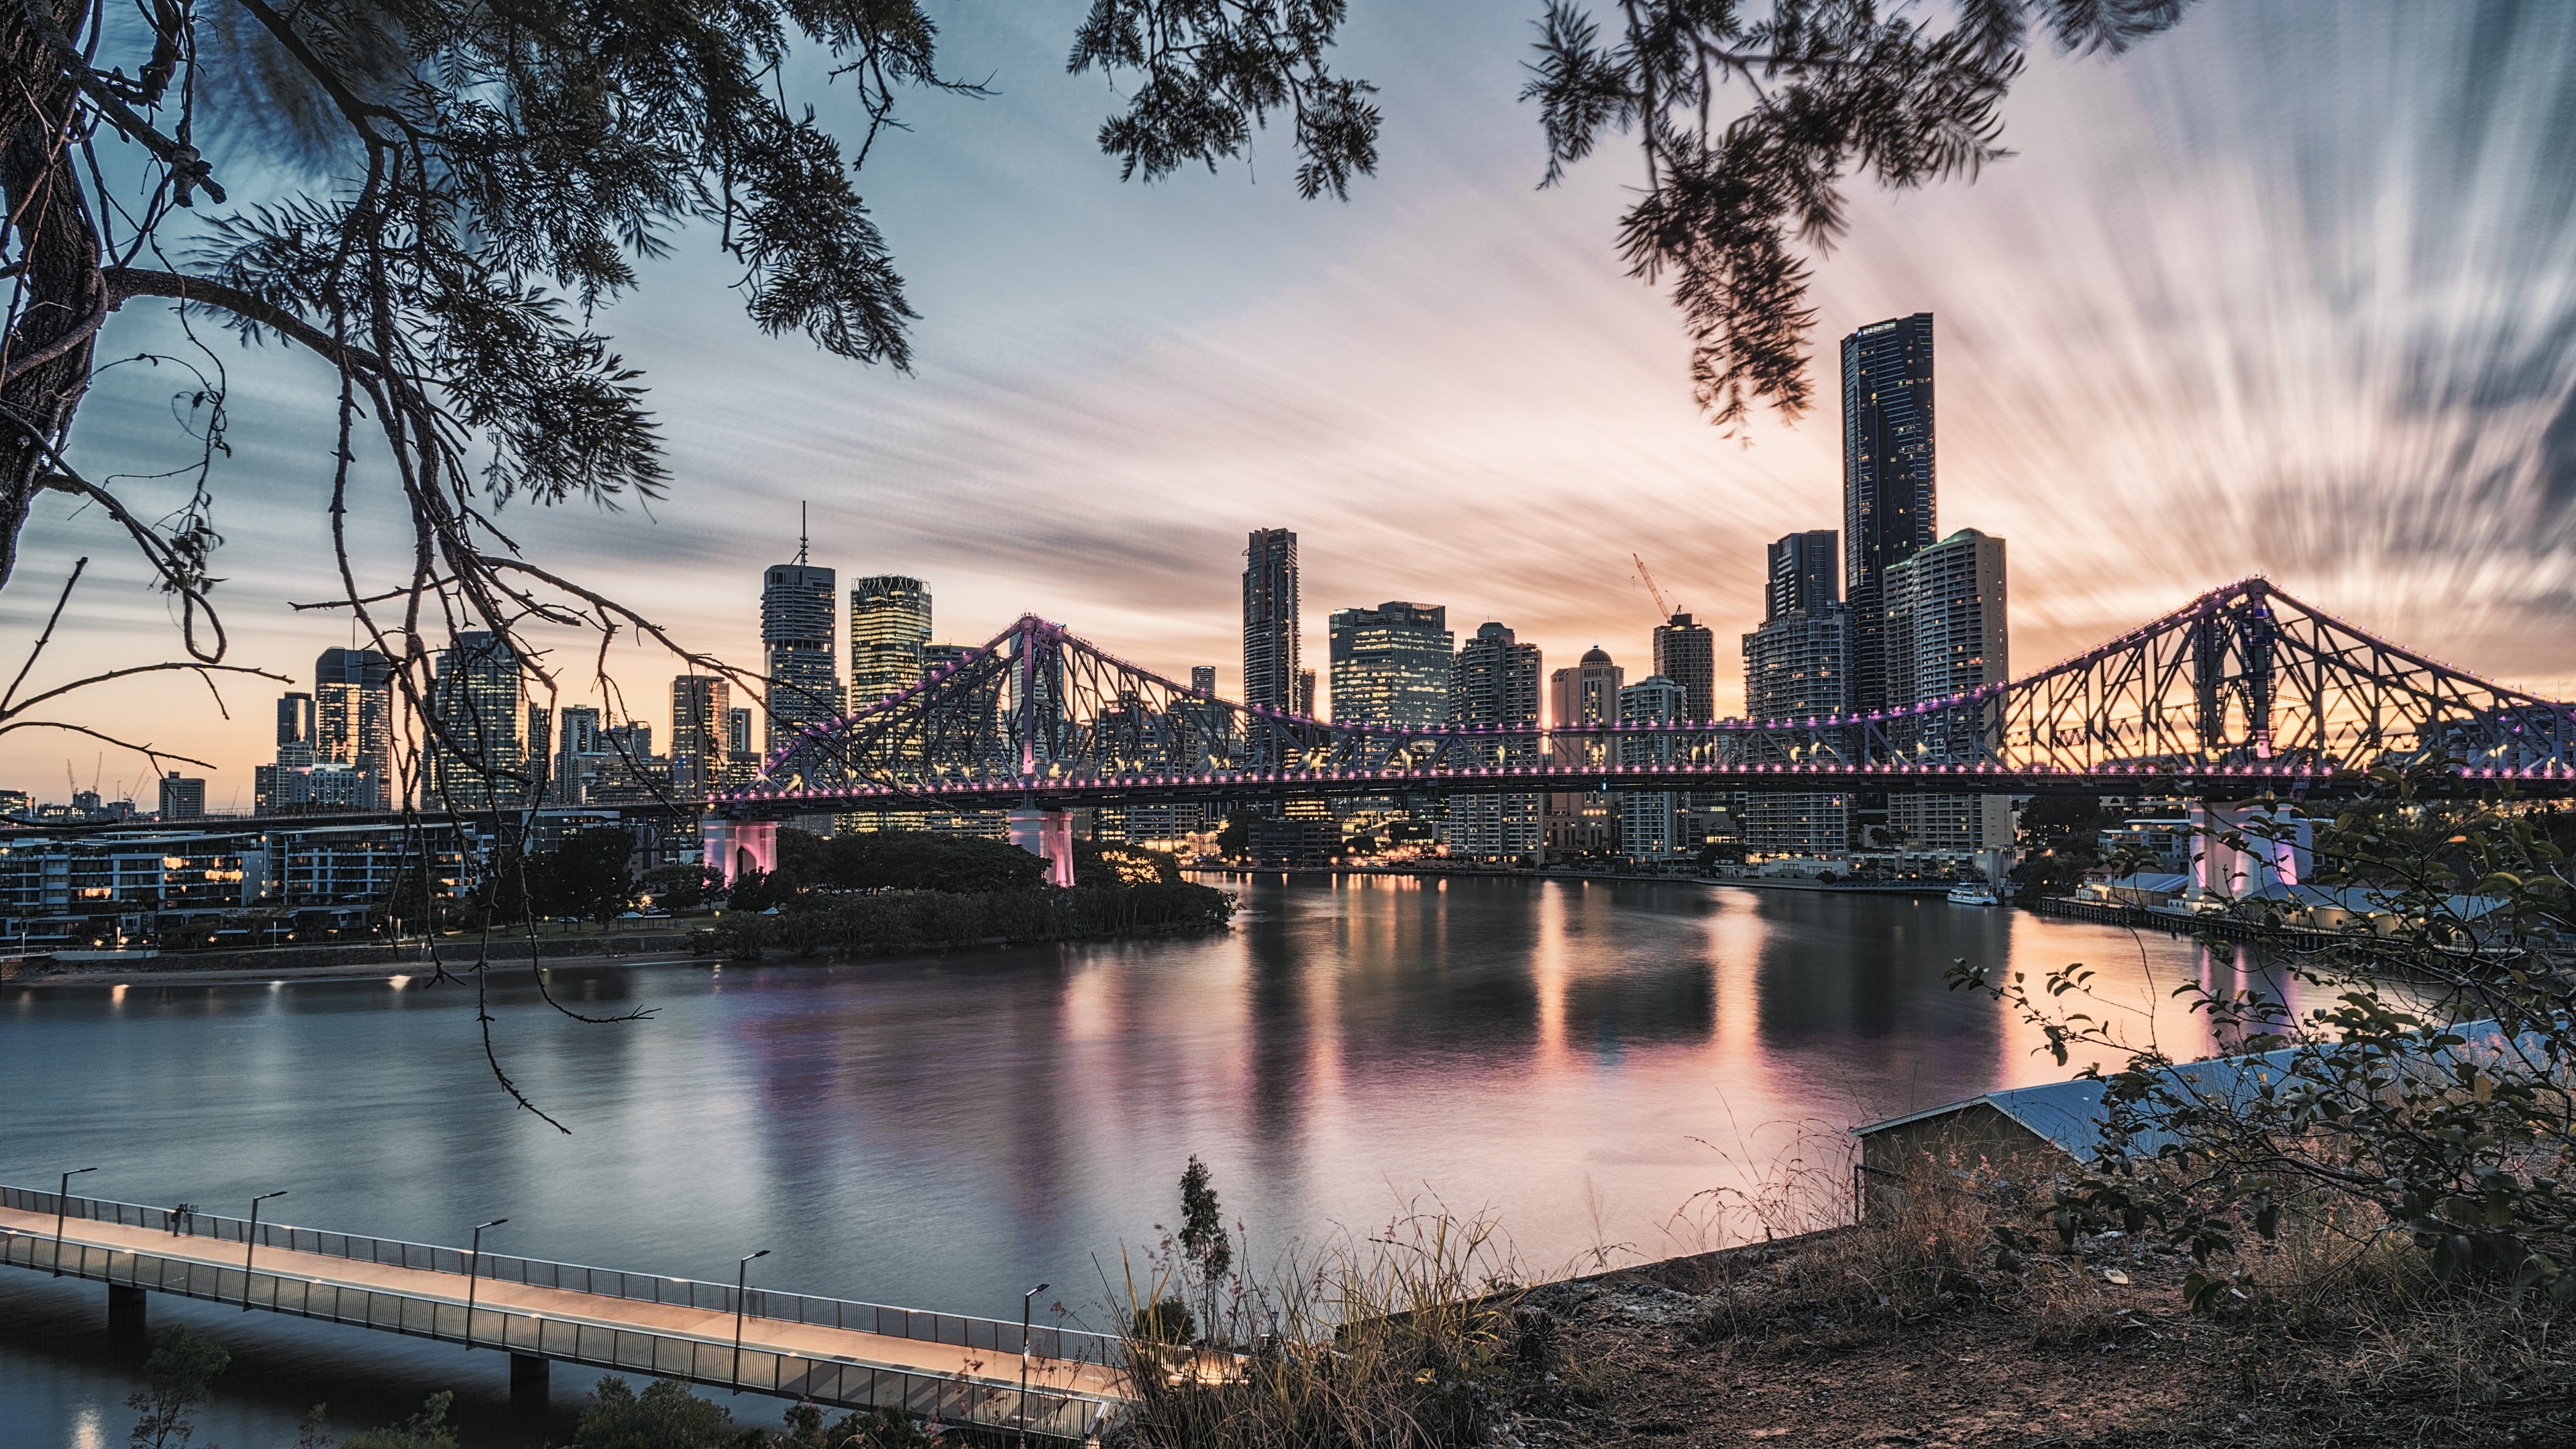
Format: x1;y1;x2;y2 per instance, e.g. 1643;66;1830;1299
1945;885;2002;907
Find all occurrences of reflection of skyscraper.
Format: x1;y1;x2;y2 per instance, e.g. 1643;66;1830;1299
762;559;842;756
850;575;932;708
315;647;393;809
427;631;527;810
1242;529;1299;712
1843;313;1937;716
1328;602;1452;725
1446;622;1542;859
671;675;729;794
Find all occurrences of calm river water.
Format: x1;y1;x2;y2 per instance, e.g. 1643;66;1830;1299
0;876;2282;1447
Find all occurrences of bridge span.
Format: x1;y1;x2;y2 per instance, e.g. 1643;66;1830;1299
1;1185;1125;1438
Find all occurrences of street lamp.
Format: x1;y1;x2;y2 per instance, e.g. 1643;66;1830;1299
731;1249;769;1392
50;1167;97;1277
1018;1281;1051;1449
464;1218;508;1349
241;1191;287;1311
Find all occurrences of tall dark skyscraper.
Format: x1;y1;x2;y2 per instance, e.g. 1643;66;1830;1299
1650;614;1717;723
1841;313;1937;715
762;557;842;757
1242;529;1299;712
314;647;393;809
1766;530;1841;621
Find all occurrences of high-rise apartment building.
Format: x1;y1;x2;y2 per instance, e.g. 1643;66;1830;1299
1842;313;1937;716
1190;665;1217;696
1886;528;2012;854
1328;602;1452;725
425;631;527;810
1768;531;1840;621
763;559;843;756
313;647;392;810
670;676;730;794
1618;675;1686;859
525;706;552;800
1242;529;1299;713
1650;615;1717;722
276;693;315;752
1446;622;1542;859
850;575;932;709
555;704;602;804
158;772;205;820
1742;531;1851;859
727;707;754;758
1544;646;1622;856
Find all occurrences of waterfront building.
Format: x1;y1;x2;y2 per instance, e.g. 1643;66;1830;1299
425;631;527;810
670;676;730;794
158;773;205;820
1885;528;2012;855
1843;313;1937;717
1742;531;1852;859
851;575;932;709
1545;646;1623;856
1242;529;1300;712
314;648;393;809
1618;675;1686;860
763;558;843;757
1446;621;1542;859
1329;602;1452;725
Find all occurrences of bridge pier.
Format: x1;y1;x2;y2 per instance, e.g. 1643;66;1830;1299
107;1283;146;1359
702;818;779;885
1008;808;1076;888
510;1352;550;1430
2186;801;2311;903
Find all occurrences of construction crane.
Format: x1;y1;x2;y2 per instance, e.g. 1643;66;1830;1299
1631;554;1680;622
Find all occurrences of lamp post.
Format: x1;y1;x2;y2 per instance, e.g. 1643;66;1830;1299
1018;1281;1050;1449
50;1167;97;1277
731;1249;769;1392
464;1218;507;1349
241;1191;287;1311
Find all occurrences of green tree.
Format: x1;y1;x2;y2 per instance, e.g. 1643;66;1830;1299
1177;1154;1232;1338
574;1376;762;1449
337;1393;460;1449
125;1328;228;1449
531;826;640;925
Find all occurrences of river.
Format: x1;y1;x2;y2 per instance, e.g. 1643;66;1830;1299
0;875;2284;1448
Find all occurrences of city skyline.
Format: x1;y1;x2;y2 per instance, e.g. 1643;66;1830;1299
1;0;2570;794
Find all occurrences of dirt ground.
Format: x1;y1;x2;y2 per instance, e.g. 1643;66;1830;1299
1504;1248;2573;1449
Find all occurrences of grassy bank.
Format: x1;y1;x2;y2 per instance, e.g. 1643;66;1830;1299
692;881;1237;961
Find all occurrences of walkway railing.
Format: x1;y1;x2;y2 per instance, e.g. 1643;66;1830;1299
1;1187;1122;1438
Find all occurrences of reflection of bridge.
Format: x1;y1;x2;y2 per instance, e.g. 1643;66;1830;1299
704;579;2576;882
3;1185;1123;1437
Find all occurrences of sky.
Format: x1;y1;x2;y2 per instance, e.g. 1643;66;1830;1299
7;0;2575;803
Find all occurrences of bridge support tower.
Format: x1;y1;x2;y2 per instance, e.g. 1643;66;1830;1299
702;819;779;885
510;1352;550;1437
1008;808;1075;888
107;1283;146;1358
2186;801;2312;904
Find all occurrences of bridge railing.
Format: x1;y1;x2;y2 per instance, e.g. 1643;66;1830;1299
0;1187;1119;1366
0;1229;1114;1438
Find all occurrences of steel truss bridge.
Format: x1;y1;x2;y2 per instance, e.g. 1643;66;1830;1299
718;579;2576;825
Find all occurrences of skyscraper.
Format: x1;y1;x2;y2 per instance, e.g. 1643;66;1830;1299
1446;621;1542;859
1886;528;2012;854
671;675;730;794
1618;675;1686;859
276;693;315;753
1842;313;1937;716
1328;602;1452;725
1546;646;1623;856
1742;531;1851;859
1650;615;1717;722
850;575;932;709
1242;529;1299;712
763;559;842;757
426;631;527;810
314;647;392;810
158;772;205;820
555;704;602;804
1190;665;1217;696
1767;531;1840;621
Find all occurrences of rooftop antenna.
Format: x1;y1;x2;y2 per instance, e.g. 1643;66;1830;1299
796;502;810;566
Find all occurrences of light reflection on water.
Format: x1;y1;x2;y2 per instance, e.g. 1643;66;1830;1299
0;877;2297;1447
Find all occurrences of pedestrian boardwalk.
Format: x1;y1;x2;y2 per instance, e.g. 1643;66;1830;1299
0;1187;1126;1438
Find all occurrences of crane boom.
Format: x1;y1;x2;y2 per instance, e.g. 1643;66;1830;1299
1631;553;1676;620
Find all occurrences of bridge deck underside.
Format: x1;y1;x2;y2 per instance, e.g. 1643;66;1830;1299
0;1206;1121;1437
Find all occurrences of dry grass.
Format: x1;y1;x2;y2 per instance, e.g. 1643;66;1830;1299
1108;1207;1553;1449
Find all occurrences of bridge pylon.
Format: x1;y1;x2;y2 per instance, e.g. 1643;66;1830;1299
1010;808;1075;888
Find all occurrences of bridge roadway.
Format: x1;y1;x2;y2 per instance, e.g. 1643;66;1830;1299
0;1188;1125;1438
